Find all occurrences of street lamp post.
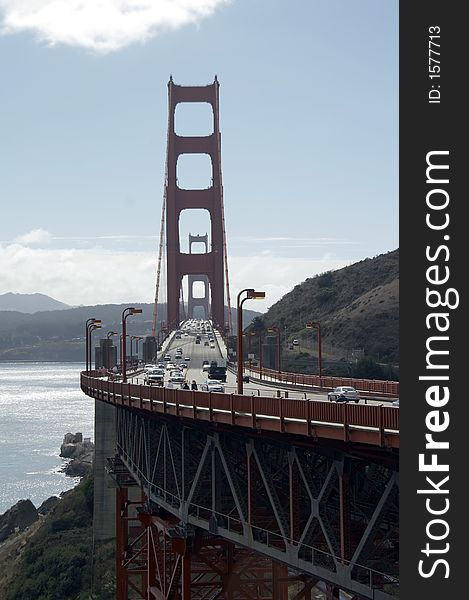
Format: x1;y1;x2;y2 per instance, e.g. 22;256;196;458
119;334;128;367
237;289;266;394
106;331;118;370
250;332;263;379
306;321;323;384
89;323;102;371
267;326;281;374
122;307;143;383
85;318;101;373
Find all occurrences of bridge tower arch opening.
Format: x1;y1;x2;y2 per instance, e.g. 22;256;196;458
165;77;227;330
187;233;211;320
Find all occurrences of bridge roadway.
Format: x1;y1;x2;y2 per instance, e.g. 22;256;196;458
133;321;394;406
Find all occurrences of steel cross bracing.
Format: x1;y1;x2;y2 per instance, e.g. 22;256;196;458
114;488;319;600
115;407;399;600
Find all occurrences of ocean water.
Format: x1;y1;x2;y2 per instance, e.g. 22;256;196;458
0;362;94;515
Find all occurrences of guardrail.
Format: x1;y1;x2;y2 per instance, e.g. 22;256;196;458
244;364;399;397
81;372;399;448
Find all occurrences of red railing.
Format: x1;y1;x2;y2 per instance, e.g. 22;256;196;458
247;365;399;397
81;373;399;448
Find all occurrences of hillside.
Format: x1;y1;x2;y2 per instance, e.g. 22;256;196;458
0;476;114;600
0;293;70;313
0;303;261;361
258;249;399;366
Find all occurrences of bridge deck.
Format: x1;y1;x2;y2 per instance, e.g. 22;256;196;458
81;373;399;448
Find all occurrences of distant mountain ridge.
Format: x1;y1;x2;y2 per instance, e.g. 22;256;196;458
0;293;70;313
0;302;261;361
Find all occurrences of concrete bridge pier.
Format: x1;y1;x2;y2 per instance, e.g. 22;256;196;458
93;400;116;541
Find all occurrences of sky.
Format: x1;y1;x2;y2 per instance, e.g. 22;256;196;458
0;0;398;313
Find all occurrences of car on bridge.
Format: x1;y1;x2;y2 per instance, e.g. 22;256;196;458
201;380;225;393
327;386;360;403
145;369;165;386
169;370;185;384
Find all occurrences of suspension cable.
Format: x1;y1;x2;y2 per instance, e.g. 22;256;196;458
215;82;233;336
152;93;171;337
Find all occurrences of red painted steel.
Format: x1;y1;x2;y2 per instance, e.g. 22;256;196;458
81;374;399;448
127;504;316;600
187;234;210;319
248;365;399;397
165;78;226;329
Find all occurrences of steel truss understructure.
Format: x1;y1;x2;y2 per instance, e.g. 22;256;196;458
113;408;399;599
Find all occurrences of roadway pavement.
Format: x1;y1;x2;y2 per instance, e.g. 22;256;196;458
131;320;391;406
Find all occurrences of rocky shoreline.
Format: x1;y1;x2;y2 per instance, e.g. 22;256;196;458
0;432;94;545
59;431;94;477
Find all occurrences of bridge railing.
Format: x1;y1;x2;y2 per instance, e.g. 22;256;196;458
82;373;399;447
245;364;400;397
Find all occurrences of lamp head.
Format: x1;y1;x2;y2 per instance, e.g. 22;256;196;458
247;290;266;300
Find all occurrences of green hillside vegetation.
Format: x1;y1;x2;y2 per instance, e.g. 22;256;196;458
2;477;114;600
252;249;399;376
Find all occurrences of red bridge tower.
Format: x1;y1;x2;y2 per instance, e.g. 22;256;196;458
165;77;226;329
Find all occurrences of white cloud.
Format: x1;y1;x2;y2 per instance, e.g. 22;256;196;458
0;0;230;52
14;228;51;246
0;238;351;310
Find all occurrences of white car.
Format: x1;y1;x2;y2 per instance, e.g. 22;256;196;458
145;369;164;385
169;370;185;384
184;356;190;362
164;354;171;361
144;364;156;372
201;380;225;393
327;386;360;403
391;399;399;407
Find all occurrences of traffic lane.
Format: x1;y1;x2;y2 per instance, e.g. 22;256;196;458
164;332;224;386
184;337;224;383
138;328;390;405
166;334;359;402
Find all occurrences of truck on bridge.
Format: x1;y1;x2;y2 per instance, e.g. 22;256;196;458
207;360;227;382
